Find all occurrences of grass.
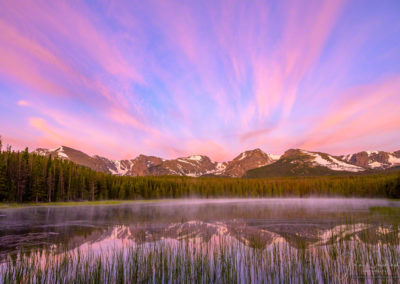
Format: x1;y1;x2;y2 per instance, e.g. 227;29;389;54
0;204;399;283
1;199;399;282
370;206;400;215
0;199;166;209
1;225;399;283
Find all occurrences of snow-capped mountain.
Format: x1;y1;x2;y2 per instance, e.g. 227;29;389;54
300;150;364;172
33;147;281;177
143;149;281;177
34;146;114;173
33;146;400;178
76;220;396;251
148;155;217;177
340;150;400;169
245;149;366;177
222;148;280;177
111;155;164;176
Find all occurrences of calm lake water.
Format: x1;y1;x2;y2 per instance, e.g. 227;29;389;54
0;198;399;283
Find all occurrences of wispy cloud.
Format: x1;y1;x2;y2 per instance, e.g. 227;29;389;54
0;0;399;160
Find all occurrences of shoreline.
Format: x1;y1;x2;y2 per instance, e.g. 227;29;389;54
0;199;166;209
1;197;399;209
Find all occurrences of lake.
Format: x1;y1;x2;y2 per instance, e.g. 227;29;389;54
0;198;399;283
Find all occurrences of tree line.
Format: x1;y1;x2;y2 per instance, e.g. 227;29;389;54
0;139;399;203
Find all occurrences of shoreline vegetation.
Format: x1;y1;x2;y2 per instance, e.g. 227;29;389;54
0;199;163;209
2;221;399;283
0;144;399;204
1;198;400;210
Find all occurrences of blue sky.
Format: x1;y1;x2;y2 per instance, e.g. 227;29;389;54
0;0;399;160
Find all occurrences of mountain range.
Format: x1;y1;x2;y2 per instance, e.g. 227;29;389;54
33;146;400;178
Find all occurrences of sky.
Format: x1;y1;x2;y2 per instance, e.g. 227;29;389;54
0;0;400;161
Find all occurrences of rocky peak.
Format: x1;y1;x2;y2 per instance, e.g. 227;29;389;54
33;145;400;178
33;146;111;172
223;148;277;177
124;155;163;176
33;148;51;156
340;150;400;169
233;148;265;160
282;149;365;172
148;154;216;177
281;149;316;161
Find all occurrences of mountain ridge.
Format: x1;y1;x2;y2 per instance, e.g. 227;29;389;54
33;146;400;178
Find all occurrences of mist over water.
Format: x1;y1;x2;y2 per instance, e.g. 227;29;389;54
0;198;398;255
0;198;399;282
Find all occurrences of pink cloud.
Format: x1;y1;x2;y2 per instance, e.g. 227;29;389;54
0;1;146;105
0;40;69;97
300;76;400;152
17;100;29;106
28;115;125;159
0;0;399;160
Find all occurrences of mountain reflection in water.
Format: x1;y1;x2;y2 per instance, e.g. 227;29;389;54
0;198;398;257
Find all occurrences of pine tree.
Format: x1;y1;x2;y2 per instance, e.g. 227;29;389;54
57;165;64;201
90;179;95;201
46;156;53;202
80;175;86;200
66;165;72;201
31;158;45;202
118;184;126;200
99;176;107;200
0;156;7;201
16;148;30;202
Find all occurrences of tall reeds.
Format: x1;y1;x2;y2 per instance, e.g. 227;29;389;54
1;223;398;283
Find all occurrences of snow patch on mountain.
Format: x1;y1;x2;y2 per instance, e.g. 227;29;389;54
213;162;227;175
51;146;69;159
238;152;247;161
57;152;68;159
388;154;400;166
302;150;364;172
36;146;70;159
188;155;203;161
49;146;61;152
368;161;383;168
177;158;194;165
110;160;132;176
34;148;49;156
216;162;226;170
341;150;400;169
269;154;281;160
342;154;352;162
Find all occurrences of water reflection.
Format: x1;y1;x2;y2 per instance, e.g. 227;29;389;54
0;199;399;282
0;198;398;258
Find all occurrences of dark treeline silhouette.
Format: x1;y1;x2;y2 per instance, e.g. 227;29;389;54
0;138;399;202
